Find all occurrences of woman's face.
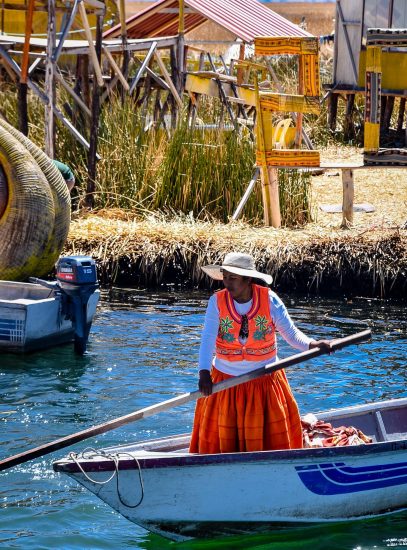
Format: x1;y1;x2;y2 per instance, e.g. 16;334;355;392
222;271;252;302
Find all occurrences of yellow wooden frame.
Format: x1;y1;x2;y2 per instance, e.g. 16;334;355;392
253;36;321;168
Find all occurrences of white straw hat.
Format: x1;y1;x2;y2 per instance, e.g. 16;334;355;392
201;252;273;285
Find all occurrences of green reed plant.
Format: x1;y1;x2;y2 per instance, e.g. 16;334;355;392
278;168;313;227
1;81;315;226
154;120;258;222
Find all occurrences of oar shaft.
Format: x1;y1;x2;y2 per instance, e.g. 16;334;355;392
0;329;371;472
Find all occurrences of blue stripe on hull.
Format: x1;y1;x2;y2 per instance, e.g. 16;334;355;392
296;461;407;494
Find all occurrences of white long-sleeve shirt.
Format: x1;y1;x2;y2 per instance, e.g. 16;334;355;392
199;289;313;376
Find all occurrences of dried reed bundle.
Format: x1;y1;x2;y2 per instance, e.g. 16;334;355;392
66;212;407;299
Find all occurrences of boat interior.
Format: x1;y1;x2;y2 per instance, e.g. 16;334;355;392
102;397;407;456
0;280;55;304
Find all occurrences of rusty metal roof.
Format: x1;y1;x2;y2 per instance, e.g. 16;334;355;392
104;0;311;42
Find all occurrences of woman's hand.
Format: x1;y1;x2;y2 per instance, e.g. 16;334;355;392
309;339;333;353
199;370;213;396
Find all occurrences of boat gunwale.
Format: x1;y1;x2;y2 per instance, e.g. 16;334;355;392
53;436;407;473
53;397;407;474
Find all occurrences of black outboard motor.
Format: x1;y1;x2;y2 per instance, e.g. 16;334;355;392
55;256;99;354
30;255;99;355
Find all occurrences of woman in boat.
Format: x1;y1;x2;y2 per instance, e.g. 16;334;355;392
190;252;332;454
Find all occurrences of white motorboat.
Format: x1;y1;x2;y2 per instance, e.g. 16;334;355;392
53;397;407;542
0;256;99;354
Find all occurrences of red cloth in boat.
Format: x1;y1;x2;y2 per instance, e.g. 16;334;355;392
189;366;303;454
301;418;373;447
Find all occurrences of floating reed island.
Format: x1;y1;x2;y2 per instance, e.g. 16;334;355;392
65;210;407;300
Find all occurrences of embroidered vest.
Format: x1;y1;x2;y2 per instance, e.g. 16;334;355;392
215;285;277;362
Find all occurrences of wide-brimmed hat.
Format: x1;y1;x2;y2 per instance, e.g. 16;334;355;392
201;252;273;285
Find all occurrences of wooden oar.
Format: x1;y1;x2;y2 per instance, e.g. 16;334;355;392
0;329;371;472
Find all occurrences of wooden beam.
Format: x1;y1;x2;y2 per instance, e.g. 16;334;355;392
20;0;35;83
86;13;103;208
154;50;183;108
231;167;260;221
55;70;92;117
45;0;56;157
78;0;104;87
341;168;354;228
255;77;280;227
129;41;157;93
133;56;170;90
52;0;80;63
103;46;129;90
0;45;94;153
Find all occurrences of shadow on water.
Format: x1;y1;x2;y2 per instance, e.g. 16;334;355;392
136;512;407;550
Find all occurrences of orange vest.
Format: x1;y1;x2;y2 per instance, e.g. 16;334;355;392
215;284;277;362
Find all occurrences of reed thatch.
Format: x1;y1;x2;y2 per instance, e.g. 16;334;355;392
65;208;407;299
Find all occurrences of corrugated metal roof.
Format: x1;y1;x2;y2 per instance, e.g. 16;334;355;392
104;0;312;42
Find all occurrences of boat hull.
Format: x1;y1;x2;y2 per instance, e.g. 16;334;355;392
0;280;99;352
53;398;407;541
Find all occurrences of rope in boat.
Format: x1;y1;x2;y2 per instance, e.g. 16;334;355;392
68;448;145;508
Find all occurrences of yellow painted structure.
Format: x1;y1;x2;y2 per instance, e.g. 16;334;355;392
185;73;256;106
256;149;320;167
259;92;320;114
364;121;380;153
253;36;321;169
358;50;407;90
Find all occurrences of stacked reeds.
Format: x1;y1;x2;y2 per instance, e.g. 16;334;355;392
66;212;407;299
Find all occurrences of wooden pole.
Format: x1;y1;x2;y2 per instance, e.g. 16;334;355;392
383;95;395;134
177;0;185;95
328;92;338;132
85;13;103;208
236;42;245;86
0;329;372;472
19;0;35;135
295;54;304;147
397;97;405;133
231;167;260;221
341;168;354;228
255;77;281;227
118;0;130;82
343;94;355;142
45;0;56;157
78;0;104;88
155;50;183;109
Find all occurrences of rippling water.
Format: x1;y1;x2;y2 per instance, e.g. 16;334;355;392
0;290;406;549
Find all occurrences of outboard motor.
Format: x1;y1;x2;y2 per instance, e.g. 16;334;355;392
30;255;99;355
55;256;99;354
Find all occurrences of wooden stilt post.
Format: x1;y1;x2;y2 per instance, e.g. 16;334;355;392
85;13;103;209
397;97;405;133
45;0;56;157
341;168;354;228
255;77;280;227
19;0;35;135
177;0;185;96
295;54;304;147
343;94;355;142
118;0;129;95
383;95;395;133
170;45;178;128
328;92;338;132
237;43;245;86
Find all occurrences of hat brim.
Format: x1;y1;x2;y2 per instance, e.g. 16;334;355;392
201;264;272;285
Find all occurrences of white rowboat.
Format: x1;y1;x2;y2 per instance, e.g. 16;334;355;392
53;397;407;542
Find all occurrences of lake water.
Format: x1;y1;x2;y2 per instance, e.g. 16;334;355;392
1;289;406;550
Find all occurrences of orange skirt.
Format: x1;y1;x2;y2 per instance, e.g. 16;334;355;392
189;366;303;454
